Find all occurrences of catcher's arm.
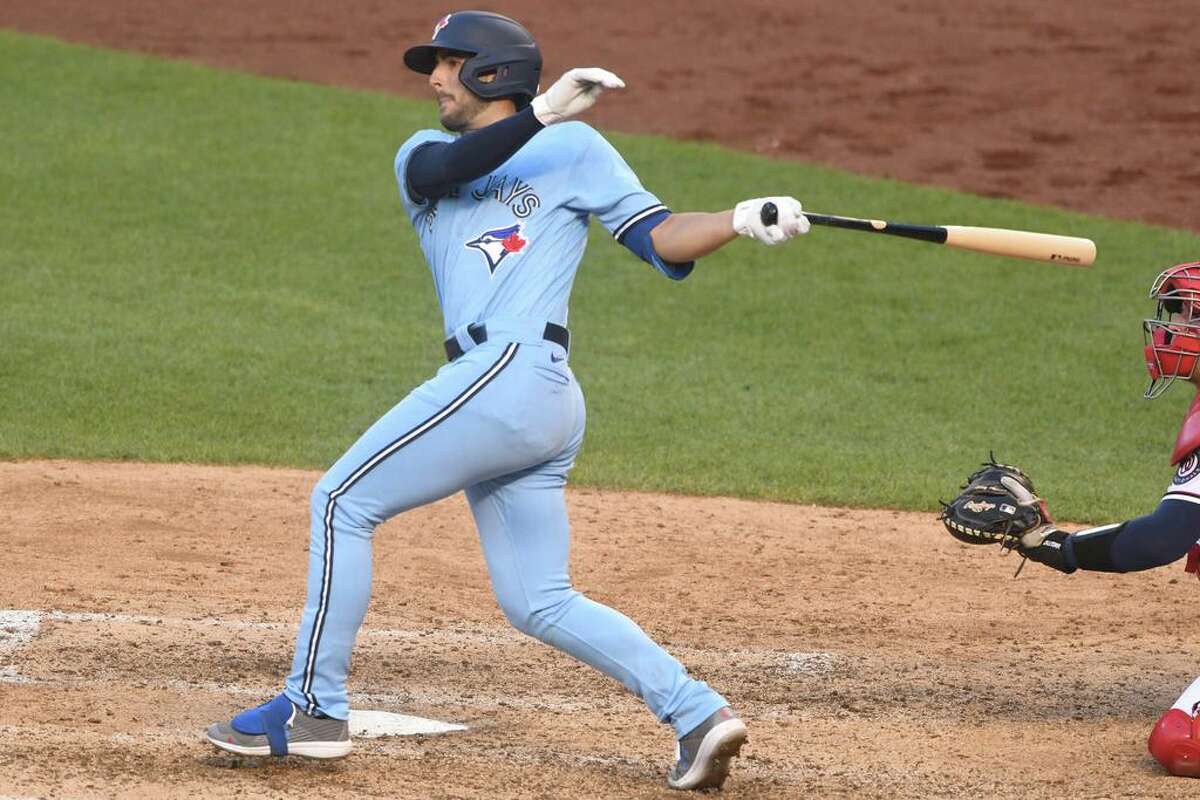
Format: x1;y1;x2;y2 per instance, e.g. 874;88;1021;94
1025;500;1200;575
941;458;1200;576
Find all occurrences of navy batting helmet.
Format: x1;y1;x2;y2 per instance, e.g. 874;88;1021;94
404;11;542;110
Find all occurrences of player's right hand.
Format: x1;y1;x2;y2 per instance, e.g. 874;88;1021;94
732;197;810;246
531;68;625;126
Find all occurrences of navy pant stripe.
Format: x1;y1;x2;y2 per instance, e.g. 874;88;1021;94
299;343;520;713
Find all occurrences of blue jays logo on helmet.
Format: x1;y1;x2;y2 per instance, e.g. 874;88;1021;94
465;224;528;275
432;14;452;39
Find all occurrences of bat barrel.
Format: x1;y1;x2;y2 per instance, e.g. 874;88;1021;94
942;226;1096;266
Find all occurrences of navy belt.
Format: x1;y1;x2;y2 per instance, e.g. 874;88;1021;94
444;322;570;362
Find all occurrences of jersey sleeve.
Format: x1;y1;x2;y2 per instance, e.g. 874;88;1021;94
566;128;690;279
1164;448;1200;505
616;209;694;280
393;129;453;223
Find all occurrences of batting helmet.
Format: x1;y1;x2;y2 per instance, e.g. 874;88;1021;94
404;11;542;110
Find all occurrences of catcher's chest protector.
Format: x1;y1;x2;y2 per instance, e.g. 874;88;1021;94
1173;392;1200;465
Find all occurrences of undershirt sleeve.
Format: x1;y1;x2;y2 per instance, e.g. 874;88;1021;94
404;107;545;202
1064;498;1200;573
1105;500;1200;571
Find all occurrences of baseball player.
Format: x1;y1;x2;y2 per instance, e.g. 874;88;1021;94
942;261;1200;777
206;10;809;791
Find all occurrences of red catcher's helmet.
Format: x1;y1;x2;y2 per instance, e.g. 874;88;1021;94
1144;262;1200;398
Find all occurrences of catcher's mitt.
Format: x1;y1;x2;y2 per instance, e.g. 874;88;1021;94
939;457;1051;546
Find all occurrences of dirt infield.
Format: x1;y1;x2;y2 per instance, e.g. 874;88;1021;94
2;0;1198;230
1;459;1197;798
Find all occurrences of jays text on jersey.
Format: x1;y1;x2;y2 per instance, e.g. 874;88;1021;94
395;120;689;334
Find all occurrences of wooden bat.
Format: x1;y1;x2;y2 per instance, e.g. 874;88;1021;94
759;202;1096;266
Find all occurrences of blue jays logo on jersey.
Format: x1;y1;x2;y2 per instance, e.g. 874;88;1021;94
465;224;528;275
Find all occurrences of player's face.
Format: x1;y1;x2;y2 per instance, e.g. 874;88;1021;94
430;50;488;132
1145;275;1200;396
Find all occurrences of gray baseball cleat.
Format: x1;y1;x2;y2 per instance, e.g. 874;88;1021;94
206;693;352;758
667;706;749;790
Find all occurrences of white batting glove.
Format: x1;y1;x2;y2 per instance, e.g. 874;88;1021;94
732;197;810;246
531;68;625;126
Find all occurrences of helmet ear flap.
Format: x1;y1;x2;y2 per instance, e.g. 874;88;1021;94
460;48;542;106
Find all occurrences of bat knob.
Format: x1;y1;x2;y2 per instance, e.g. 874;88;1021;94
760;201;778;227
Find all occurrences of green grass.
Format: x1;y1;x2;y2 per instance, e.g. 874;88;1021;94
3;31;1198;521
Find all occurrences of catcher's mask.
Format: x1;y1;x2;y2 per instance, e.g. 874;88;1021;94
404;11;542;110
1144;262;1200;398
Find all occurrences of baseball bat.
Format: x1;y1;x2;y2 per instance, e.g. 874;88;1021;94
759;202;1095;266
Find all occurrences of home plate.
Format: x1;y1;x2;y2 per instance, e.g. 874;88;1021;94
349;709;467;737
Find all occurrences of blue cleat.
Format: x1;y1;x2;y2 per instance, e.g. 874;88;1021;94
206;693;351;759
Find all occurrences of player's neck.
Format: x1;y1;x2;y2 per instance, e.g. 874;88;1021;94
463;101;518;132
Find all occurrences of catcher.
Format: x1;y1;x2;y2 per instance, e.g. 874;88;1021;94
941;261;1200;778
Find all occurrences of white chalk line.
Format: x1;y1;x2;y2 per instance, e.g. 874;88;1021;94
0;611;41;685
2;608;844;669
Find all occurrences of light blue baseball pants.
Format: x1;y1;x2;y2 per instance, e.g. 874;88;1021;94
282;318;727;737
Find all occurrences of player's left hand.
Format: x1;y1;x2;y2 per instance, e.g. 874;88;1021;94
940;458;1079;574
531;67;625;126
939;458;1053;547
732;197;810;246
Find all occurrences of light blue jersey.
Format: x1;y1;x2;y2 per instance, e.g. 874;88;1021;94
394;122;684;334
275;116;726;744
212;7;743;772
